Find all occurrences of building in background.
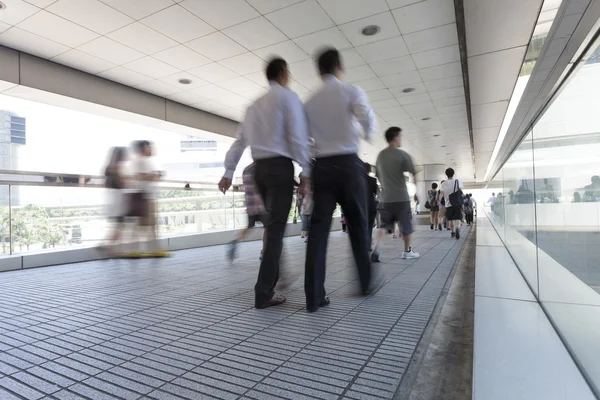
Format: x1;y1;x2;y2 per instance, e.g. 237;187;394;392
0;110;26;205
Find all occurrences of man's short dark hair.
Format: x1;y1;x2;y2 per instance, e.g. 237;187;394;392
266;58;287;82
445;168;455;178
431;183;438;189
136;140;150;153
385;127;402;143
317;48;341;76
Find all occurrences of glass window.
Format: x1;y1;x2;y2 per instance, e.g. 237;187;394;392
502;131;539;294
11;137;26;145
10;116;25;124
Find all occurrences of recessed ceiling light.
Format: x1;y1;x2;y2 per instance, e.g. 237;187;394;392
361;25;380;36
178;78;193;85
422;117;431;121
402;88;415;93
441;145;447;148
0;2;6;10
433;134;440;137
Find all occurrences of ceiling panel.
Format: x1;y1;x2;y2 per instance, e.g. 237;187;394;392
412;44;460;69
246;0;303;14
153;45;212;71
78;37;145;65
219;52;265;75
98;66;154;86
317;0;390;25
403;23;459;54
108;22;177;55
392;0;456;34
52;49;116;74
179;0;260;30
18;10;98;47
24;0;58;7
465;0;543;56
254;40;310;63
141;5;215;43
0;0;39;26
0;27;69;58
98;0;174;19
468;46;527;105
47;0;133;35
186;32;247;61
418;61;462;81
222;17;287;50
293;27;352;56
472;101;509;130
188;63;239;83
266;0;335;38
124;57;181;79
355;36;409;63
370;55;416;77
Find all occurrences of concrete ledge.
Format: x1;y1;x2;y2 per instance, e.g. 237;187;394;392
0;255;21;272
2;218;341;271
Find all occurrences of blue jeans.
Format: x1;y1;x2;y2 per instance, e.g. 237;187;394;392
301;214;311;232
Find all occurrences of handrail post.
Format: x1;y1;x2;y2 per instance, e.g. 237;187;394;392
8;184;12;256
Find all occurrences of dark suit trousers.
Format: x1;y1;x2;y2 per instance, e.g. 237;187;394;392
254;157;294;307
305;154;371;308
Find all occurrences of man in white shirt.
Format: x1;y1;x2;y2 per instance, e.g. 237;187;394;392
441;168;464;240
129;140;169;257
303;48;378;312
219;58;311;310
487;192;496;213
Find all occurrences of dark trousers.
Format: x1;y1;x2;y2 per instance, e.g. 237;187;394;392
367;201;377;247
305;154;371;308
254;157;294;307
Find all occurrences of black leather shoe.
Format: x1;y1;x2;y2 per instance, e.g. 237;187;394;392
307;297;331;313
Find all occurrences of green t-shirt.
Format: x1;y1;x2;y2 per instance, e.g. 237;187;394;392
376;147;415;203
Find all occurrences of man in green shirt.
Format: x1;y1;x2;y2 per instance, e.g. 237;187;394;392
372;127;420;262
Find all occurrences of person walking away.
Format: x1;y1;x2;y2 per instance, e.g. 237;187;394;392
130;141;169;257
487;192;496;213
371;127;420;263
219;58;311;310
441;168;464;239
428;183;441;230
300;190;313;242
464;194;474;225
101;146;129;257
365;162;378;250
303;48;379;313
228;163;266;262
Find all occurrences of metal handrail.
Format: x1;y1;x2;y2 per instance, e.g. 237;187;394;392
0;169;242;192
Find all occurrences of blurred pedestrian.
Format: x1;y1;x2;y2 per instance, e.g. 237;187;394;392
228;163;266;262
128;140;170;257
371;127;420;262
219;57;311;310
303;47;379;313
100;146;129;257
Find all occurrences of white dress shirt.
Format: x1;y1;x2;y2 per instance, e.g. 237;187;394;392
304;75;376;158
223;82;311;179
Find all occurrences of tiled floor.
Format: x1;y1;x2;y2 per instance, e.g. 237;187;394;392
0;226;468;400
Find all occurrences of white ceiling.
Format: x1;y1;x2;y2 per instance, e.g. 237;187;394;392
0;0;473;178
465;0;555;180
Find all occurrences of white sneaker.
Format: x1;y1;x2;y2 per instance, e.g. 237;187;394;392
402;250;420;259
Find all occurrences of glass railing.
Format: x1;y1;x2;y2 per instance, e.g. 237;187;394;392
0;170;249;256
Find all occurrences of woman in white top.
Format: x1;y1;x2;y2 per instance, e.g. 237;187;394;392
440;167;464;240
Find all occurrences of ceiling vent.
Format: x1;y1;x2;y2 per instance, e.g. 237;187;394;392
361;25;380;36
